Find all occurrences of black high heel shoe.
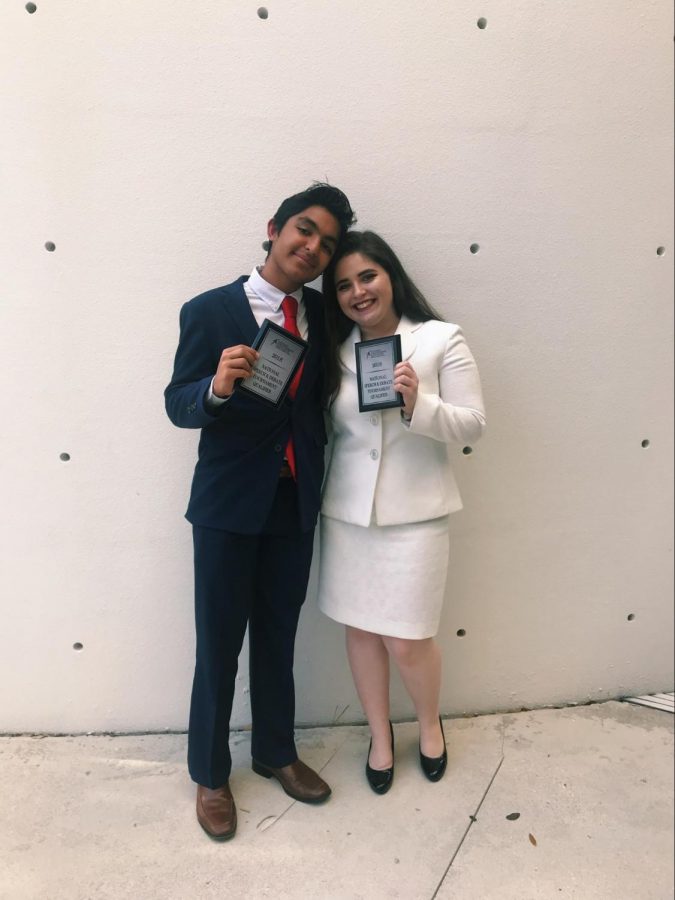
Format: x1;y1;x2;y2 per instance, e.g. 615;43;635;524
366;722;395;794
420;716;447;782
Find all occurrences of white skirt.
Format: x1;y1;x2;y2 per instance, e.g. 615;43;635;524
318;514;450;639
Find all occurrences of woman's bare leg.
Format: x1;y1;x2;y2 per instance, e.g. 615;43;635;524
345;626;393;769
383;636;444;757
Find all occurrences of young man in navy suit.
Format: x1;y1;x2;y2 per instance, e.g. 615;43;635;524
165;183;355;840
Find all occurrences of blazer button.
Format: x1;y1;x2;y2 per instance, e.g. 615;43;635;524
370;449;379;460
370;415;379;425
274;444;283;453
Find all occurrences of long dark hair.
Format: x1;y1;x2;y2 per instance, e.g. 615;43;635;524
322;230;443;405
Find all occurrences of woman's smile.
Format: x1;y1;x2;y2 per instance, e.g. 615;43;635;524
334;252;400;339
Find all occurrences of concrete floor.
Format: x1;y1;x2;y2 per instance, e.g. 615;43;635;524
0;701;672;900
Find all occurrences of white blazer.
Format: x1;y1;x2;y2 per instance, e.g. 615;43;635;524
321;316;486;527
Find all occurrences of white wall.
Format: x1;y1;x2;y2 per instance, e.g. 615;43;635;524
1;0;672;733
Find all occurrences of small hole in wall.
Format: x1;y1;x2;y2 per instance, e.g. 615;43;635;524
59;452;71;461
470;243;480;254
656;246;666;256
257;7;269;19
641;439;650;448
73;642;84;651
477;18;488;29
456;629;467;637
25;3;38;12
45;242;56;252
626;614;635;621
462;446;473;455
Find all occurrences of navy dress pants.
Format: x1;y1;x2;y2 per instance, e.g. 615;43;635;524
188;480;315;788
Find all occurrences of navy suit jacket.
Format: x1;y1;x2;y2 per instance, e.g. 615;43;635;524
165;276;327;534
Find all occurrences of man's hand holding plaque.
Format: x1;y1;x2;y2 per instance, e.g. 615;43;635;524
236;319;308;407
213;345;261;399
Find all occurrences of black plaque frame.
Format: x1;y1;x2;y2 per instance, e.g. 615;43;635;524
236;319;308;408
354;333;403;413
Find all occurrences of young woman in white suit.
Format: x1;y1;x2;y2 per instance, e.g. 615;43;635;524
319;231;486;793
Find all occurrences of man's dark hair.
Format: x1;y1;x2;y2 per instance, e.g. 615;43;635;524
271;182;356;239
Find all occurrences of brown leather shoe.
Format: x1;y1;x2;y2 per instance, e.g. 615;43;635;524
196;783;237;840
252;758;331;804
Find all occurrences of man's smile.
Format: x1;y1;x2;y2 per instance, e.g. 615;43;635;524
294;252;316;268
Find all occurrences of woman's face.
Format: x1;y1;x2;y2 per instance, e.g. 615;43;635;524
333;252;399;338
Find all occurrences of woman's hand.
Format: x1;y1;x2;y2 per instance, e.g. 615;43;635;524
393;361;418;418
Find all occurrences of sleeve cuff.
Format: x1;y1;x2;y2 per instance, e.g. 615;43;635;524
205;377;229;410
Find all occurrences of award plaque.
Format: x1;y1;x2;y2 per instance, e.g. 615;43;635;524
237;319;308;407
355;334;403;412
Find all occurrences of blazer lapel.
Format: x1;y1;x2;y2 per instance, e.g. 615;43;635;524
339;325;360;373
339;317;420;372
221;276;259;344
294;287;324;397
397;315;420;361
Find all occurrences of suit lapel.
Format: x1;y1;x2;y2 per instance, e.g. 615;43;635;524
293;287;323;398
397;315;420;361
339;316;420;373
340;325;360;373
221;276;259;344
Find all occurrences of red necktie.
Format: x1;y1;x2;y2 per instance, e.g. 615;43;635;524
281;296;304;479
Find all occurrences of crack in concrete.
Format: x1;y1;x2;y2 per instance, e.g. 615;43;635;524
500;717;508;755
332;704;350;724
429;754;505;900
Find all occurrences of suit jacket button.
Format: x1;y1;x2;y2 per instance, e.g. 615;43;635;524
370;449;379;460
274;444;283;453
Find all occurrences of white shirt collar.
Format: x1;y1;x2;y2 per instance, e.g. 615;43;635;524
248;267;303;312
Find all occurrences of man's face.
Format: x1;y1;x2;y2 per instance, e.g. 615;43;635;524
263;205;341;292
